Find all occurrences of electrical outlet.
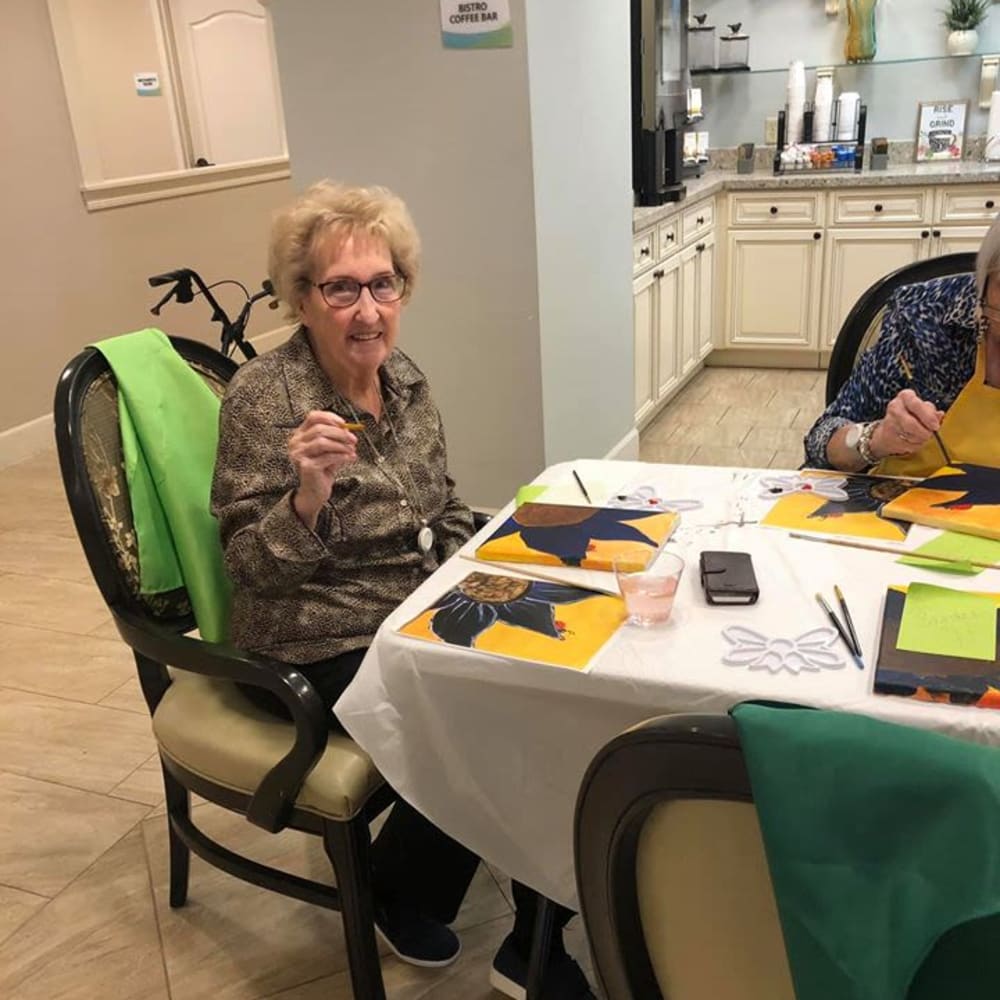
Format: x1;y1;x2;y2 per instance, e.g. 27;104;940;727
764;115;778;145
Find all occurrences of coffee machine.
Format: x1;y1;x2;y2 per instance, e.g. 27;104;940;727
632;0;689;206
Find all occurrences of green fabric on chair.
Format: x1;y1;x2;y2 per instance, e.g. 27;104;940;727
732;703;1000;1000
92;328;230;641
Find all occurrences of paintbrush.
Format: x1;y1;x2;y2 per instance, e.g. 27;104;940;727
897;354;952;466
460;554;619;596
815;593;865;670
788;532;1000;571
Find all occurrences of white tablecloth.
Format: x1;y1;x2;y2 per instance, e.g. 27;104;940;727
335;460;1000;908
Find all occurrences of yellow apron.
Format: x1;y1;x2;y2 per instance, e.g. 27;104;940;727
877;341;1000;478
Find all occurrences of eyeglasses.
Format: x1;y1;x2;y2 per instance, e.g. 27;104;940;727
980;301;1000;327
313;273;406;308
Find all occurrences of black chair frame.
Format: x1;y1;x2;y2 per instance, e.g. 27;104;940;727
54;336;395;1000
574;714;750;1000
825;252;977;405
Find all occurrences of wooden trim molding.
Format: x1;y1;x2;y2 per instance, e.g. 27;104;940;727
81;157;291;212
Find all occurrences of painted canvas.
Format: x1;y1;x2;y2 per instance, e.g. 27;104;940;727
874;584;1000;710
879;464;1000;542
760;471;918;541
475;502;678;572
397;571;624;671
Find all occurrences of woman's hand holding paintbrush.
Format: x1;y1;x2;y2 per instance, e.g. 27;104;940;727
864;355;951;463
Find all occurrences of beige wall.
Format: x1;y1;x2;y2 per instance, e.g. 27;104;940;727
58;0;180;179
1;0;291;438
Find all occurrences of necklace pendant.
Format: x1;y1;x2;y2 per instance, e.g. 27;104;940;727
417;523;435;555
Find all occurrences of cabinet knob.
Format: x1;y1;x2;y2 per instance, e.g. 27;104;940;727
666;232;675;241
874;203;883;212
696;242;706;252
639;246;650;256
987;200;996;209
921;230;930;238
653;268;665;278
697;216;705;225
769;206;778;215
813;231;821;240
932;229;941;238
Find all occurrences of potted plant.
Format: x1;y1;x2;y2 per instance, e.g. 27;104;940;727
943;0;990;56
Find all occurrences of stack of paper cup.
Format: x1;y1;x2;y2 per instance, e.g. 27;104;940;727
836;92;860;141
786;60;806;145
813;76;834;143
987;91;1000;161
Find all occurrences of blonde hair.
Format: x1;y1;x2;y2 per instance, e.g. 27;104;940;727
976;211;1000;301
268;180;421;320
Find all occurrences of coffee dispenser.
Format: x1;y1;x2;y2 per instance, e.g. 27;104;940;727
631;0;690;205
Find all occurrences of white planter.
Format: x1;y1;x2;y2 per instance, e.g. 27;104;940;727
947;29;979;56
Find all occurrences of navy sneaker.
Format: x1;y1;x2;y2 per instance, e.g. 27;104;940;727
373;899;462;968
489;933;597;1000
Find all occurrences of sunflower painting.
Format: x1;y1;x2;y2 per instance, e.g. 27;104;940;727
879;464;1000;542
761;471;917;542
398;571;625;670
474;502;678;571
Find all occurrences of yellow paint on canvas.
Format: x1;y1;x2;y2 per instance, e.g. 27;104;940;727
475;510;677;571
881;483;1000;542
761;491;907;541
398;591;626;670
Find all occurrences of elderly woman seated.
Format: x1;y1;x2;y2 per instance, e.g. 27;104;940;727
804;213;1000;476
211;181;594;999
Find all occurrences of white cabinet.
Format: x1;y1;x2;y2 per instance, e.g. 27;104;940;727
632;266;656;423
631;197;716;426
936;225;990;255
820;228;929;350
655;254;682;401
725;229;823;349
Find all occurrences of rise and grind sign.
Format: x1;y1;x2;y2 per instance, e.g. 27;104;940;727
440;0;512;48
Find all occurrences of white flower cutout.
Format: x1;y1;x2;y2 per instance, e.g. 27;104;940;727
607;484;703;513
721;625;845;675
758;473;848;502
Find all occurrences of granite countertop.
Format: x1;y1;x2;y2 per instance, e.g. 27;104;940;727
633;160;1000;233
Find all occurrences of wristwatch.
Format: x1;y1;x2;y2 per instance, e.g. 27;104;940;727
845;421;880;466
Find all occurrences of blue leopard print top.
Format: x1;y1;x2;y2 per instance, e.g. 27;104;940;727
804;274;979;468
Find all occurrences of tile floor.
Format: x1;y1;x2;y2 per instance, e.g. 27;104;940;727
0;366;822;999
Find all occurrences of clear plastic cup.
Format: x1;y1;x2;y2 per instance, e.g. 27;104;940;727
613;551;685;627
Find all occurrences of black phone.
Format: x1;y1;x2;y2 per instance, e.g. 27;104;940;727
699;551;759;605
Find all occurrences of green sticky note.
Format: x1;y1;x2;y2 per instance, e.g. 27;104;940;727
515;485;548;508
897;583;997;662
898;531;1000;577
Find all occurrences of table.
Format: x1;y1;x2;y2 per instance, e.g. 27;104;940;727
335;459;1000;909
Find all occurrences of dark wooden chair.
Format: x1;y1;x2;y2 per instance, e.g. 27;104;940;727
825;252;977;406
574;714;795;1000
53;335;395;1000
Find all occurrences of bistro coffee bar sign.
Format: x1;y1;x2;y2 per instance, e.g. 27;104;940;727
440;0;512;48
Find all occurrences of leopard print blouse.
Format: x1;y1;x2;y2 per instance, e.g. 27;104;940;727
804;274;979;468
211;327;474;664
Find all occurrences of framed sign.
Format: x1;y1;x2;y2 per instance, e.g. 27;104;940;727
915;100;967;161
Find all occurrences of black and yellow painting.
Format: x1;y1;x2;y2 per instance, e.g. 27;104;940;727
475;502;678;571
879;464;1000;542
398;571;625;671
875;584;1000;710
761;471;917;541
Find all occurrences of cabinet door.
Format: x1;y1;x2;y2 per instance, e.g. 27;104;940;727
655;258;681;402
696;234;716;361
724;230;823;349
633;269;656;424
935;225;989;256
679;244;699;377
820;228;928;350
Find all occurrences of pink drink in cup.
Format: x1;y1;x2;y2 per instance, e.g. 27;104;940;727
613;552;685;627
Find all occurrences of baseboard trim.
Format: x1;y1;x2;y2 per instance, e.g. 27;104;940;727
0;413;54;468
604;427;639;462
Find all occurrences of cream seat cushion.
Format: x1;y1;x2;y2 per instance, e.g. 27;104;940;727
153;673;384;821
